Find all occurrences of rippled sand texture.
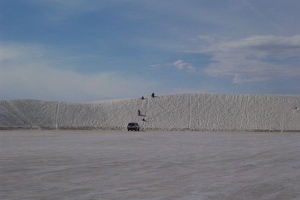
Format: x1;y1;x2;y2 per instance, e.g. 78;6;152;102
1;130;300;200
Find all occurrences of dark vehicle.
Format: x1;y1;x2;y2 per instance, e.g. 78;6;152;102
127;122;140;131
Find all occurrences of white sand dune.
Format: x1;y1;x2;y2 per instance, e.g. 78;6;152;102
1;93;300;131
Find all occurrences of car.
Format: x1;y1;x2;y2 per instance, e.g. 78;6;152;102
127;122;140;131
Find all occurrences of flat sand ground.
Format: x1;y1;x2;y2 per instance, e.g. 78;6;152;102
1;130;300;200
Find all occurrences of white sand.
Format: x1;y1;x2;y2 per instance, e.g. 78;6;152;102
1;93;300;131
1;130;300;200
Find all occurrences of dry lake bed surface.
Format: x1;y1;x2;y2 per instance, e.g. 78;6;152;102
1;130;300;200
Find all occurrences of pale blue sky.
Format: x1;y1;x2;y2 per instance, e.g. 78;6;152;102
1;0;300;102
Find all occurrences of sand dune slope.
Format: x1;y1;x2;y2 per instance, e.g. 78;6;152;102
1;94;300;131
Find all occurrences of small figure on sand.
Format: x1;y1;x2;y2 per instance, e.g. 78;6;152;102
151;93;155;98
138;109;141;116
142;117;146;122
141;96;145;100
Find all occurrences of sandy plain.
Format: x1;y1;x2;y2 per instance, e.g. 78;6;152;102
1;130;300;200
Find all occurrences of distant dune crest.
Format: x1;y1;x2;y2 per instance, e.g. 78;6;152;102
1;94;300;132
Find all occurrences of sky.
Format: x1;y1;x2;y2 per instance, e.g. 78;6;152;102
1;0;300;102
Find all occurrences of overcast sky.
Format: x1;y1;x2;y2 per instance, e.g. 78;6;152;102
1;0;300;102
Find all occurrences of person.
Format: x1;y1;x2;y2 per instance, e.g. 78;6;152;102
151;93;155;98
138;109;141;116
141;96;145;100
142;117;146;122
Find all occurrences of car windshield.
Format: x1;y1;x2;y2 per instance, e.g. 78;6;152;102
128;123;136;126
